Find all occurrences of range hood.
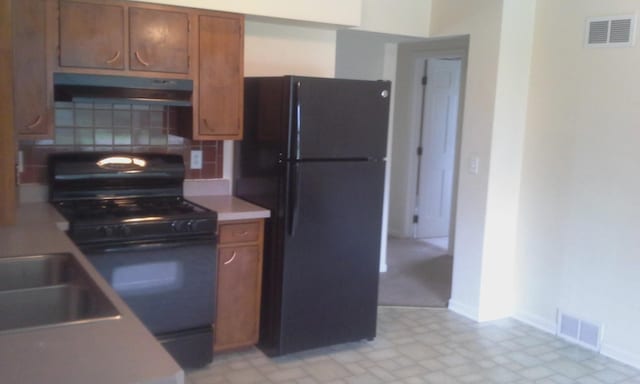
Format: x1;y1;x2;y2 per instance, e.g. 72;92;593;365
54;73;193;107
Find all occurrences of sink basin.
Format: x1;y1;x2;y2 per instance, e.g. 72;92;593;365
0;284;119;332
0;253;120;333
0;253;74;291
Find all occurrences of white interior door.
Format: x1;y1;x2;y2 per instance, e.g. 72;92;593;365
416;58;461;239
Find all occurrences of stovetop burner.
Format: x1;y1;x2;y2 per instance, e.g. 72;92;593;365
54;196;217;245
55;196;209;222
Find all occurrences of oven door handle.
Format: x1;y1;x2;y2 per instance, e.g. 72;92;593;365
80;237;216;254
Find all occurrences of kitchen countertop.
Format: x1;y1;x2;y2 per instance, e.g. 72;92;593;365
0;195;269;384
187;195;270;221
0;204;184;384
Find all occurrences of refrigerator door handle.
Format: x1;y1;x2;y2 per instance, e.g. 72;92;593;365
292;81;302;160
287;162;301;236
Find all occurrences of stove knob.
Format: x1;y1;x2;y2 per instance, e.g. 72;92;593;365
118;225;131;236
186;220;195;232
99;226;113;237
171;221;180;232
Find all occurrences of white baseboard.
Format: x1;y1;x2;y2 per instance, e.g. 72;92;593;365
601;343;640;370
513;310;556;335
448;299;479;321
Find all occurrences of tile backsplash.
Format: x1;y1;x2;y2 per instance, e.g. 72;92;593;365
18;102;222;184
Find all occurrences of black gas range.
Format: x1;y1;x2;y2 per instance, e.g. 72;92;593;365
49;152;217;369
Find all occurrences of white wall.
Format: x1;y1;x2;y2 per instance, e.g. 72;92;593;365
429;0;504;320
515;0;640;368
357;0;431;37
245;21;337;77
335;31;387;80
478;0;536;321
134;0;361;27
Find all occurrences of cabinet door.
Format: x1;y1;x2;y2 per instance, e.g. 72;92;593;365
129;7;189;73
197;14;243;140
215;246;261;351
59;0;124;70
13;0;50;137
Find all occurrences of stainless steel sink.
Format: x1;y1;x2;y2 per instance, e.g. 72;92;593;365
0;253;120;333
0;253;74;291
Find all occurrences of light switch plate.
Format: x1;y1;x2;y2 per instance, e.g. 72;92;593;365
468;155;479;175
190;150;203;170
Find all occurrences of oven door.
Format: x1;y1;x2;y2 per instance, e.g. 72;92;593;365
81;237;216;335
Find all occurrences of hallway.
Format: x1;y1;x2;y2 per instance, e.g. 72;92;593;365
378;237;452;307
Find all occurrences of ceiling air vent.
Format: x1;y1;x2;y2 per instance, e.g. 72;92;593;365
585;15;636;47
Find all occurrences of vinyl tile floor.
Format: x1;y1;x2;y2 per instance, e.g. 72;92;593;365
188;307;640;384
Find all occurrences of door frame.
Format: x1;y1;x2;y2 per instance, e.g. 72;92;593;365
413;56;463;245
394;43;468;253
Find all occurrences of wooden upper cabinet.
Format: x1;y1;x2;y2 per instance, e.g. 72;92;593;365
59;1;125;70
196;13;244;140
13;0;52;138
129;7;189;74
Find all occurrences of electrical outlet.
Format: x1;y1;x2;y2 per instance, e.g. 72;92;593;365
190;150;203;170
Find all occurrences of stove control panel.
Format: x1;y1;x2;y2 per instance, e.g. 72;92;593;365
96;224;132;238
171;219;210;233
70;217;216;244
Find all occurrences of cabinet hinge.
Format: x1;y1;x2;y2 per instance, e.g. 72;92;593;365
188;20;191;33
413;215;419;224
417;146;423;156
421;76;427;86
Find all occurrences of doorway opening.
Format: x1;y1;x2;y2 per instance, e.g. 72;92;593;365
383;37;468;308
414;57;462;253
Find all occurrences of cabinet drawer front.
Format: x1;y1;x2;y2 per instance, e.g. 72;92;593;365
219;221;260;244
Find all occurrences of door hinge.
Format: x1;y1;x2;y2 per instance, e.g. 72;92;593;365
417;146;423;156
413;215;419;224
421;76;427;86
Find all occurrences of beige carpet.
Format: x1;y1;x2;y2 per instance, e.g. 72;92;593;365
378;237;453;307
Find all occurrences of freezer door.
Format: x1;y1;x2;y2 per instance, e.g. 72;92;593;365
290;77;390;160
278;160;385;355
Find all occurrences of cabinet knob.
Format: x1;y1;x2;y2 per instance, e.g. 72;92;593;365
224;251;237;265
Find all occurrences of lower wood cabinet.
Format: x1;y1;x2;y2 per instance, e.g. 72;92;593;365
215;219;264;352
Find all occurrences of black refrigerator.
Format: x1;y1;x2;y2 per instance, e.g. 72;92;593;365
235;76;391;356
